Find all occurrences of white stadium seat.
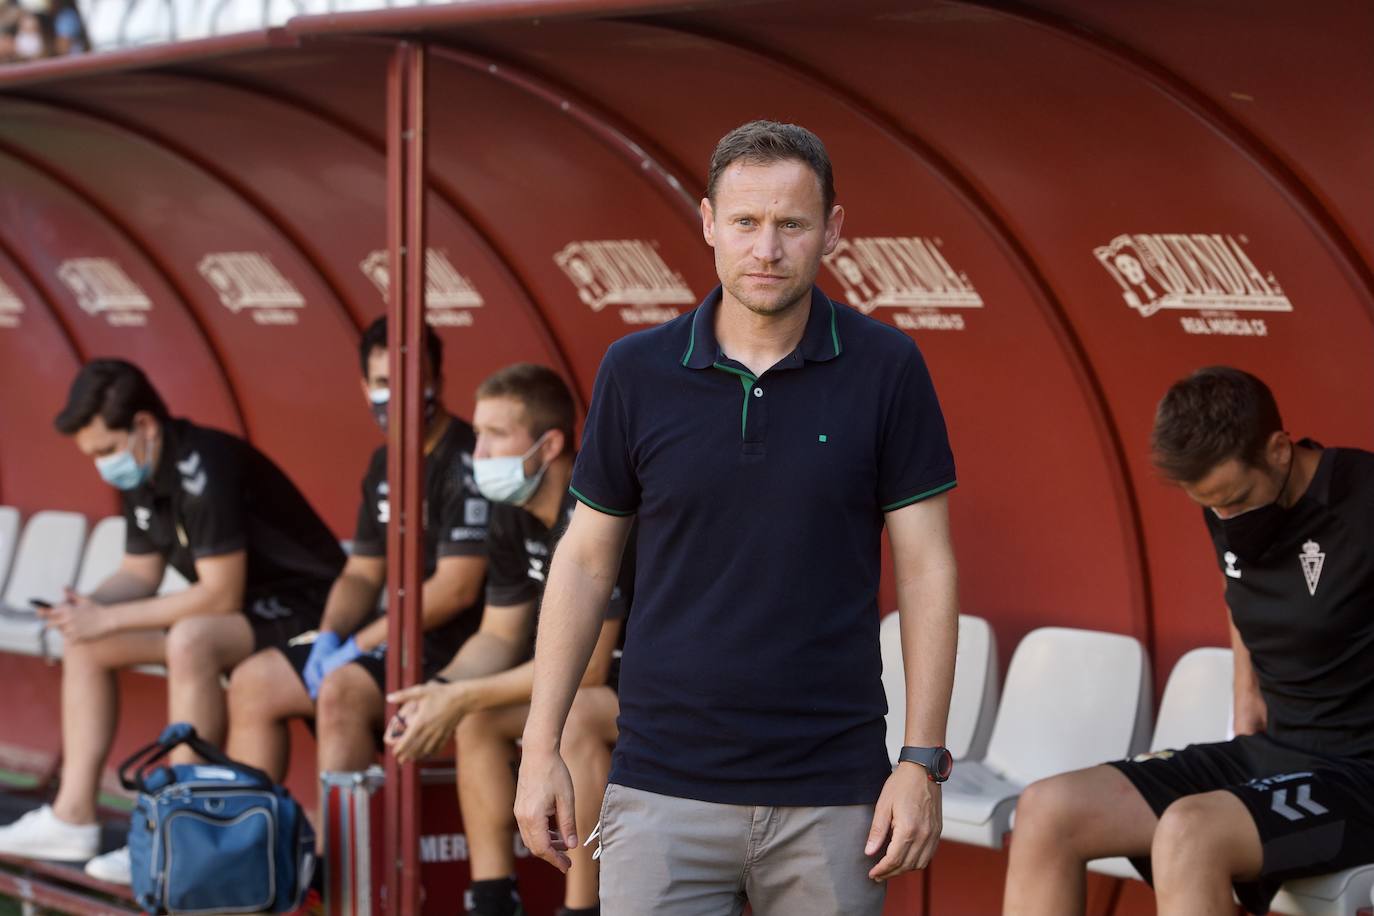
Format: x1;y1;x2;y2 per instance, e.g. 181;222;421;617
881;612;998;765
76;515;127;595
1090;647;1233;879
941;626;1152;849
0;506;18;598
0;511;87;655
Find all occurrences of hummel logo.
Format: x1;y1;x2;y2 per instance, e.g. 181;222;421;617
177;451;201;476
181;471;207;497
1270;784;1328;822
1224;551;1242;579
1300;540;1325;596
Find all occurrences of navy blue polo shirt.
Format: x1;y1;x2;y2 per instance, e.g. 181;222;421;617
571;285;956;806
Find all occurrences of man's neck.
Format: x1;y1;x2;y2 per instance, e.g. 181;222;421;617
422;412;452;456
715;291;810;377
525;455;574;529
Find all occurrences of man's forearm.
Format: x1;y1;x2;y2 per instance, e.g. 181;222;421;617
897;560;959;747
107;583;239;632
88;570;159;605
438;631;525;681
319;571;383;639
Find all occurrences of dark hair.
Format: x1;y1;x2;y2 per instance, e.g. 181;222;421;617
55;359;170;435
706;120;835;214
1151;366;1284;483
476;364;576;451
359;315;443;380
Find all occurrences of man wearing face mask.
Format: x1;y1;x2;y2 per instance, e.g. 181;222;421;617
385;363;632;916
0;359;344;881
1005;366;1374;916
224;316;487;804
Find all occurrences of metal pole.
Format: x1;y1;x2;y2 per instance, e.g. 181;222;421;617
384;39;426;916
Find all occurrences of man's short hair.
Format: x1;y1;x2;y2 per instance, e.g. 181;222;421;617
359;315;443;380
1151;366;1284;483
706;120;835;214
55;359;170;435
476;364;576;450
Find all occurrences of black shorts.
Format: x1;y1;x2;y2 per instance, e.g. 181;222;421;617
1108;733;1374;914
278;640;453;698
243;589;326;653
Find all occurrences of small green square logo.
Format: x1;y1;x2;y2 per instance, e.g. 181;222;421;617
818;434;828;443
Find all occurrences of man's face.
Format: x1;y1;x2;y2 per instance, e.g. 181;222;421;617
473;395;537;462
701;158;844;318
360;346;437;404
1181;455;1286;520
73;414;155;465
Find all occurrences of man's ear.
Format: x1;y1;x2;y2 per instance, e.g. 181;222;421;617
822;204;845;256
701;197;716;247
545;428;568;462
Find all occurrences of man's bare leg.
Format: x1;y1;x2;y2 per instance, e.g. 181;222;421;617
1003;765;1160;916
1152;791;1261;916
457;705;531;881
164;614;256;764
225;649;315;782
315;663;386;772
561;686;619;910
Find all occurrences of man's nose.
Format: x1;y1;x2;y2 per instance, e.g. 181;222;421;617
752;225;782;262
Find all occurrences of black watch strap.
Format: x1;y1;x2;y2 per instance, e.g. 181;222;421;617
898;745;953;783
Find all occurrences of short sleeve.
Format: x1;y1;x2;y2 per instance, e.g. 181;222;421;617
877;343;957;511
178;446;248;558
484;509;538;607
121;495;157;555
436;453;489;558
352;468;385;559
570;349;639;516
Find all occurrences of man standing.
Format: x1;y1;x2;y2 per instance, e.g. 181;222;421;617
224;317;488;789
514;120;960;915
1004;366;1374;915
385;363;631;916
0;359;344;883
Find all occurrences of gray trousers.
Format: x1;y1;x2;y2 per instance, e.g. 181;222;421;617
597;783;887;916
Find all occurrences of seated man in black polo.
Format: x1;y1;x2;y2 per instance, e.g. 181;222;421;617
1005;366;1374;916
0;358;344;885
225;317;488;793
385;363;632;916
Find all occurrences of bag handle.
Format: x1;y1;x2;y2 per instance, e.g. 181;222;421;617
118;722;274;793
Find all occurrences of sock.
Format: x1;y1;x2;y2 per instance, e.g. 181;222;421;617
467;877;521;916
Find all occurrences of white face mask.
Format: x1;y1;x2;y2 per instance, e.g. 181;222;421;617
14;31;43;59
473;432;550;506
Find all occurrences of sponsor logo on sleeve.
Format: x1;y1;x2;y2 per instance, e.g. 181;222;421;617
464;498;488;527
56;258;153;326
822;237;982;332
134;506;153;531
198;252;306;326
361;248;484;327
0;276;22;328
1093;233;1291;337
554;240;694;325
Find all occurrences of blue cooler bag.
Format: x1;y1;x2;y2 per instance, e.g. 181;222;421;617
118;722;315;915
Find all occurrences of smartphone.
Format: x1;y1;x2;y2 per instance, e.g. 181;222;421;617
30;598;53;610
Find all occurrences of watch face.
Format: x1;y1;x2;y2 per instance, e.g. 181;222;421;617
933;748;954;781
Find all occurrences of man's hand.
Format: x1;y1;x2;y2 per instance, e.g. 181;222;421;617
302;631;342;699
865;762;942;880
384;681;468;762
308;636;363;701
44;590;110;644
513;746;577;873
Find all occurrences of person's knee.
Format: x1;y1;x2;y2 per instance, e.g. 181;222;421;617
1014;775;1083;842
227;651;286;719
1152;796;1217;868
562;694;605;760
164;618;221;674
456;708;500;752
316;666;382;730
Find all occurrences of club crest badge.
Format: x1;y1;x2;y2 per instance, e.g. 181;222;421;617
1299;540;1325;596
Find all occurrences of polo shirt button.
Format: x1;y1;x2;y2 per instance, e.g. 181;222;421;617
753;387;763;398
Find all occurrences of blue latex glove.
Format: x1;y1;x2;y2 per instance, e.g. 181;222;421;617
303;631;343;700
312;636;364;700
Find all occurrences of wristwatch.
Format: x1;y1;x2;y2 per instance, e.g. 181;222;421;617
898;745;953;783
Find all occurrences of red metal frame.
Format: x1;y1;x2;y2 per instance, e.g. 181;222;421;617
0;858;140;915
383;39;428;916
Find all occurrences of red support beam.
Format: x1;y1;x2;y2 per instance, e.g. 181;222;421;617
383;39;427;916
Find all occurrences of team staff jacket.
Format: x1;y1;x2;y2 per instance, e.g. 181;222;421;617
1206;442;1374;761
122;418;344;605
351;418;489;660
485;488;633;659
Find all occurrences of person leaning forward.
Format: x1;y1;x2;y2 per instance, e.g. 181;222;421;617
1004;366;1374;916
0;358;344;885
513;120;961;916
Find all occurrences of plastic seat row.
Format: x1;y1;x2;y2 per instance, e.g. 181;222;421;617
880;617;1374;915
0;509;188;657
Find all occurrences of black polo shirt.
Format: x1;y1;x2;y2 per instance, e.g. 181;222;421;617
486;488;632;659
571;285;956;806
352;417;488;661
1205;442;1374;761
123;418;344;608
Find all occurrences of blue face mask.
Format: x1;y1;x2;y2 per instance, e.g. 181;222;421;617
95;429;152;491
474;433;550;506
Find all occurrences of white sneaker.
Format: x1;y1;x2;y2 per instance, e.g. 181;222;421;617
85;845;132;885
0;805;99;861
